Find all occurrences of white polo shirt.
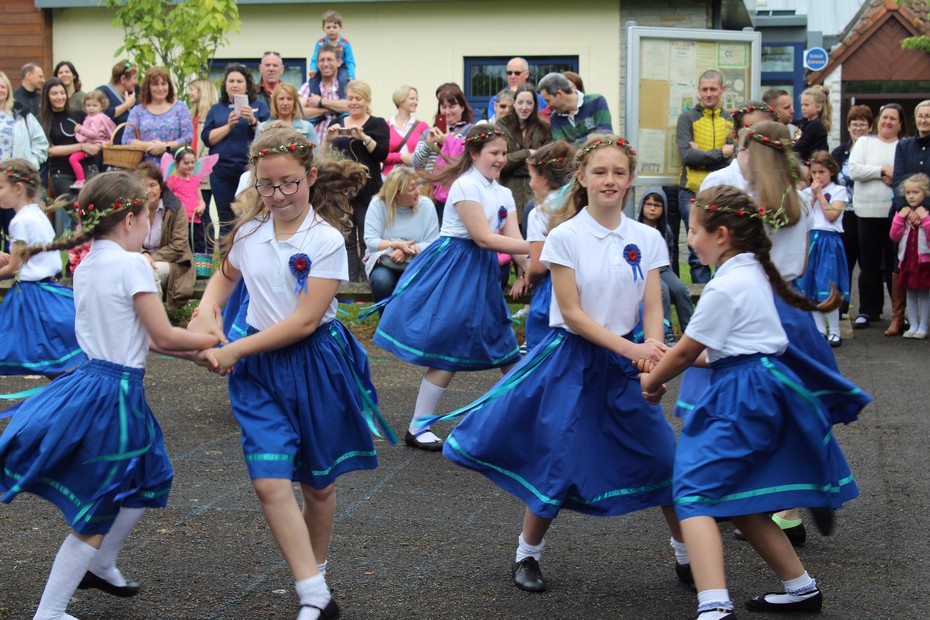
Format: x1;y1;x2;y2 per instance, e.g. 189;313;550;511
803;182;848;233
700;159;749;192
10;204;61;281
526;190;562;242
770;193;812;281
441;166;516;238
541;209;668;336
74;240;158;368
227;208;347;331
684;252;787;363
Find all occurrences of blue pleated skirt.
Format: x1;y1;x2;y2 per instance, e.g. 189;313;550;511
674;291;869;426
0;359;172;535
524;272;553;351
444;329;675;519
798;230;850;302
0;281;85;376
674;354;859;520
228;320;381;487
223;280;250;343
373;237;520;371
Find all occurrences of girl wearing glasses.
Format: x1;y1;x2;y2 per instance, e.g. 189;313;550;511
189;127;388;620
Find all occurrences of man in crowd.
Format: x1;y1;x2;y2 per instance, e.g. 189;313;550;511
763;88;798;136
299;45;348;143
13;63;45;116
538;72;612;145
256;51;284;108
486;57;546;121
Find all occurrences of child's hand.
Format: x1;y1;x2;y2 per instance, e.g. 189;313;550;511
207;345;240;375
74;123;84;133
0;252;10;269
634;358;655;373
810;179;823;198
194;205;205;217
308;70;317;79
629;339;667;365
916;206;929;219
640;377;667;405
188;303;229;344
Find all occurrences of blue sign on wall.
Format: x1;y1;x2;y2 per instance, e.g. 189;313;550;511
804;47;829;71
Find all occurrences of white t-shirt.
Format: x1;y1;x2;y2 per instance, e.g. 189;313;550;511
769;193;812;282
541;209;668;336
227;208;347;331
802;182;848;233
685;252;788;364
441;166;516;238
700;159;749;192
74;240;158;368
526;189;563;242
10;204;61;281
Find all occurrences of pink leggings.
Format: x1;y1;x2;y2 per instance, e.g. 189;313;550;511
68;151;88;181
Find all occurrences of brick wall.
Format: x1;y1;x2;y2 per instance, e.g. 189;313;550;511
0;1;52;87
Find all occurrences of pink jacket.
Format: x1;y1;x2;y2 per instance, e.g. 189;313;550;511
75;112;117;144
382;119;429;177
890;212;930;267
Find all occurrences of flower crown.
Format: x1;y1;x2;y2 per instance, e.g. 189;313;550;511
731;104;778;124
574;138;637;165
529;156;569;169
72;196;146;234
690;197;787;231
248;142;316;166
4;170;38;187
744;129;795;151
465;129;503;144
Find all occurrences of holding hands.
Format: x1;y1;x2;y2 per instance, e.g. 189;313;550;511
188;303;233;375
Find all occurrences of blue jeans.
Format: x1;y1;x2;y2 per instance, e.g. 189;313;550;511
369;265;402;303
678;188;712;284
660;268;694;331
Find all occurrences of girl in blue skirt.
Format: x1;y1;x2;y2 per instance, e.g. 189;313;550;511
0;159;85;377
188;127;389;620
798;151;849;346
641;184;867;620
0;171;220;619
420;135;689;593
367;124;530;451
510;141;574;351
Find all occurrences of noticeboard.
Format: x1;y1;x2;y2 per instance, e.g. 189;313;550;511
625;23;762;187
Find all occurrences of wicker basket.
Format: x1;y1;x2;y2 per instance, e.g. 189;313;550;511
101;123;147;169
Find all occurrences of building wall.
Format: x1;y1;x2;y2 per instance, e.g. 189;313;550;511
1;2;53;87
824;64;842;150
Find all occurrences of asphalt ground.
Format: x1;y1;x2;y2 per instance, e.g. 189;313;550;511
0;303;927;619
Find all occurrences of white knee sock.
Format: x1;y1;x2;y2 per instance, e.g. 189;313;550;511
917;289;930;333
906;289;919;333
670;537;689;565
34;534;98;620
408;378;447;439
295;574;331;620
89;507;145;586
825;308;840;335
515;532;545;562
812;311;827;336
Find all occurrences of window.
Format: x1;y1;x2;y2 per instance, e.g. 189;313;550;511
464;56;579;118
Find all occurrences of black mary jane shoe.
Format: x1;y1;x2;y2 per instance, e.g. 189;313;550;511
675;562;696;591
301;597;341;620
511;557;546;592
691;609;737;620
852;315;870;329
77;571;140;597
404;430;443;452
745;589;822;613
808;507;836;536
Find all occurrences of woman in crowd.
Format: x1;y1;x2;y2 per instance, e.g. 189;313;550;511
123;67;193;165
849;103;906;329
187;78;218;216
382;85;429;179
54;60;86;111
135;161;196;309
97;60;139;142
324;80;390;281
363;166;440;301
0;71;48;250
499;85;551;226
832;104;874;315
411;84;474;222
258;82;314;142
201;63;270;238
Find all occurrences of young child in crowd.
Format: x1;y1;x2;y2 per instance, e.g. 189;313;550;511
890;173;930;339
188;127;391;620
0;159;85;377
793;85;831;164
798;151;849;346
637;187;693;346
71;90;116;189
0;171;219;620
162;147;218;254
365;125;528;451
488;89;514;124
307;10;356;84
641;184;868;620
510;140;574;351
420;134;691;594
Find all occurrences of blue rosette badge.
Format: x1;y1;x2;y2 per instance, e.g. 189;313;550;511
496;206;508;232
289;253;312;294
623;244;644;281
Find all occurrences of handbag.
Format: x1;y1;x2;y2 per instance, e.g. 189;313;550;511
190;222;213;279
377;253;409;272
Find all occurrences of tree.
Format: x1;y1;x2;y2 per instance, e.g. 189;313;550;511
899;0;930;53
103;0;240;100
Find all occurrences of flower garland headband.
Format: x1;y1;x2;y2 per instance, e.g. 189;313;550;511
72;196;146;234
248;141;316;166
528;156;568;169
3;170;38;187
731;104;778;124
744;128;803;188
574;138;637;166
465;129;503;144
689;197;788;232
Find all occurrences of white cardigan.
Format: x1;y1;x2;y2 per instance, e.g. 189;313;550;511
848;135;897;219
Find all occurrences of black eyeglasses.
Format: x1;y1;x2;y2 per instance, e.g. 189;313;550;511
254;173;308;197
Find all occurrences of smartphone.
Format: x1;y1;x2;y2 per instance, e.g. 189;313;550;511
336;127;353;136
434;113;447;133
233;94;248;115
